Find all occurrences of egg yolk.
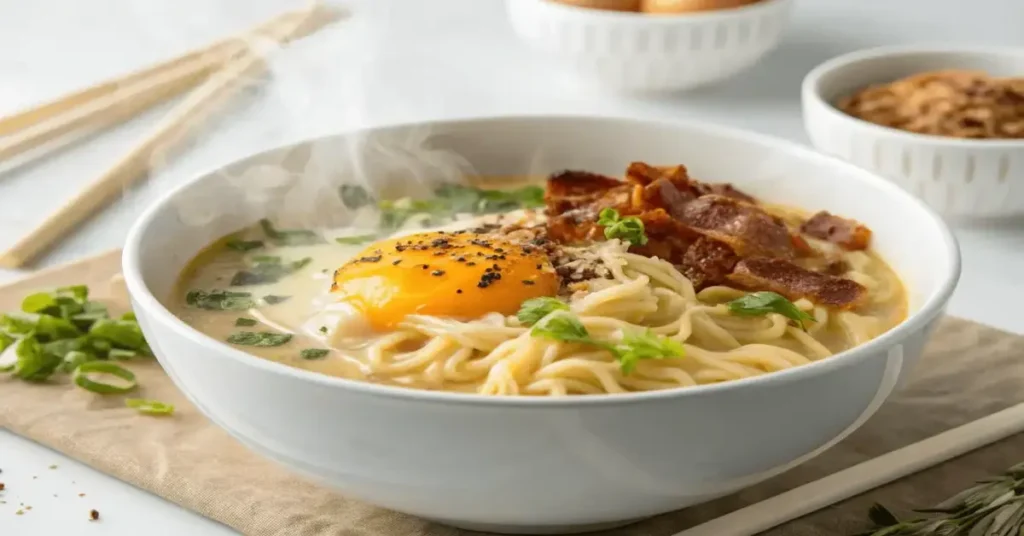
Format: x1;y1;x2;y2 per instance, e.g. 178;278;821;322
331;232;559;330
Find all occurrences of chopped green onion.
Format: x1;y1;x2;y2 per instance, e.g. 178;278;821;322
89;319;147;350
107;348;138;360
125;398;175;416
300;348;329;360
262;295;290;305
226;331;293;347
225;238;264;252
335;235;377;245
235;317;258;327
73;361;137;394
185;289;254;311
61;351;92;373
230;257;312;286
0;335;17;372
259;219;324;246
12;337;62;382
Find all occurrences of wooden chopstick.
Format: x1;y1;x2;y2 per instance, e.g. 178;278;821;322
0;1;339;269
674;401;1024;536
0;3;325;168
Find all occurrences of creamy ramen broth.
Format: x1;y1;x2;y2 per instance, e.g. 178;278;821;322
170;171;907;396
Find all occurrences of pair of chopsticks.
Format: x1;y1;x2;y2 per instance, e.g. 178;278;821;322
0;1;340;269
673;401;1024;536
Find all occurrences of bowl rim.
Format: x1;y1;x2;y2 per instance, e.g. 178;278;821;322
507;0;791;23
801;44;1024;149
122;114;961;407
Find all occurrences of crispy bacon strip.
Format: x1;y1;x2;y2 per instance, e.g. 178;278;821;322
679;237;739;289
694;182;755;203
678;195;798;259
542;163;875;309
546;170;630;215
728;258;867;309
800;211;873;251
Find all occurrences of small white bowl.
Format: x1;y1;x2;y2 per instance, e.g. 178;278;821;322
123;116;959;534
802;45;1024;219
506;0;793;92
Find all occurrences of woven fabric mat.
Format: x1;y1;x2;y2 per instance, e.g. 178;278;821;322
1;250;1022;536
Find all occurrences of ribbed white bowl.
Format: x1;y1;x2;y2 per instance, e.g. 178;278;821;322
802;46;1024;219
506;0;793;92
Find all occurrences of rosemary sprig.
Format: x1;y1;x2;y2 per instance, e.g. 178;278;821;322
856;462;1024;535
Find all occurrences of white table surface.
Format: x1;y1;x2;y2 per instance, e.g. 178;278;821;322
1;0;1023;533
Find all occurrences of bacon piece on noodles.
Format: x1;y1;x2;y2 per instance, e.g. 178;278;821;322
728;258;867;309
677;195;799;259
800;211;872;251
694;182;756;203
679;237;739;289
545;170;630;214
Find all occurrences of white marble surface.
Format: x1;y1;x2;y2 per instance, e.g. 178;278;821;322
1;0;1022;533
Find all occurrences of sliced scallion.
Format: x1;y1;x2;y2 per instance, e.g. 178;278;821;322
125;398;175;416
73;361;137;394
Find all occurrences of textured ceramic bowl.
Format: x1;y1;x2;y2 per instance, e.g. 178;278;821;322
802;45;1024;218
122;116;959;534
506;0;792;92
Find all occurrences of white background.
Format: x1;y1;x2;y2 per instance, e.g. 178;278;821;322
1;0;1023;533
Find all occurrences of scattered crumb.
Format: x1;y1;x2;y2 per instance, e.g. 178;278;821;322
15;509;23;515
53;494;58;498
78;493;85;498
89;509;99;521
48;465;57;470
25;506;31;511
1;500;6;504
31;476;36;480
0;482;5;491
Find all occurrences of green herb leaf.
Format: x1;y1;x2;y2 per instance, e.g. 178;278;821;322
516;297;570;326
613;330;685;374
12;337;62;382
225;238;264;252
727;291;814;329
300;348;329;360
340;185;372;210
235;317;258;327
262;295;291;305
259;219;324;246
126;398;175;416
335;234;377;245
185;289;254;311
597;208;648;246
530;312;593;345
73;361;137;394
226;331;293;347
230;257;312;286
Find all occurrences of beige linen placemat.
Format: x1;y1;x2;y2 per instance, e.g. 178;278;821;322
1;249;1022;536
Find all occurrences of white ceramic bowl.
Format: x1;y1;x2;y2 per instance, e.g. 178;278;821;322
506;0;792;92
802;45;1024;219
122;116;959;534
